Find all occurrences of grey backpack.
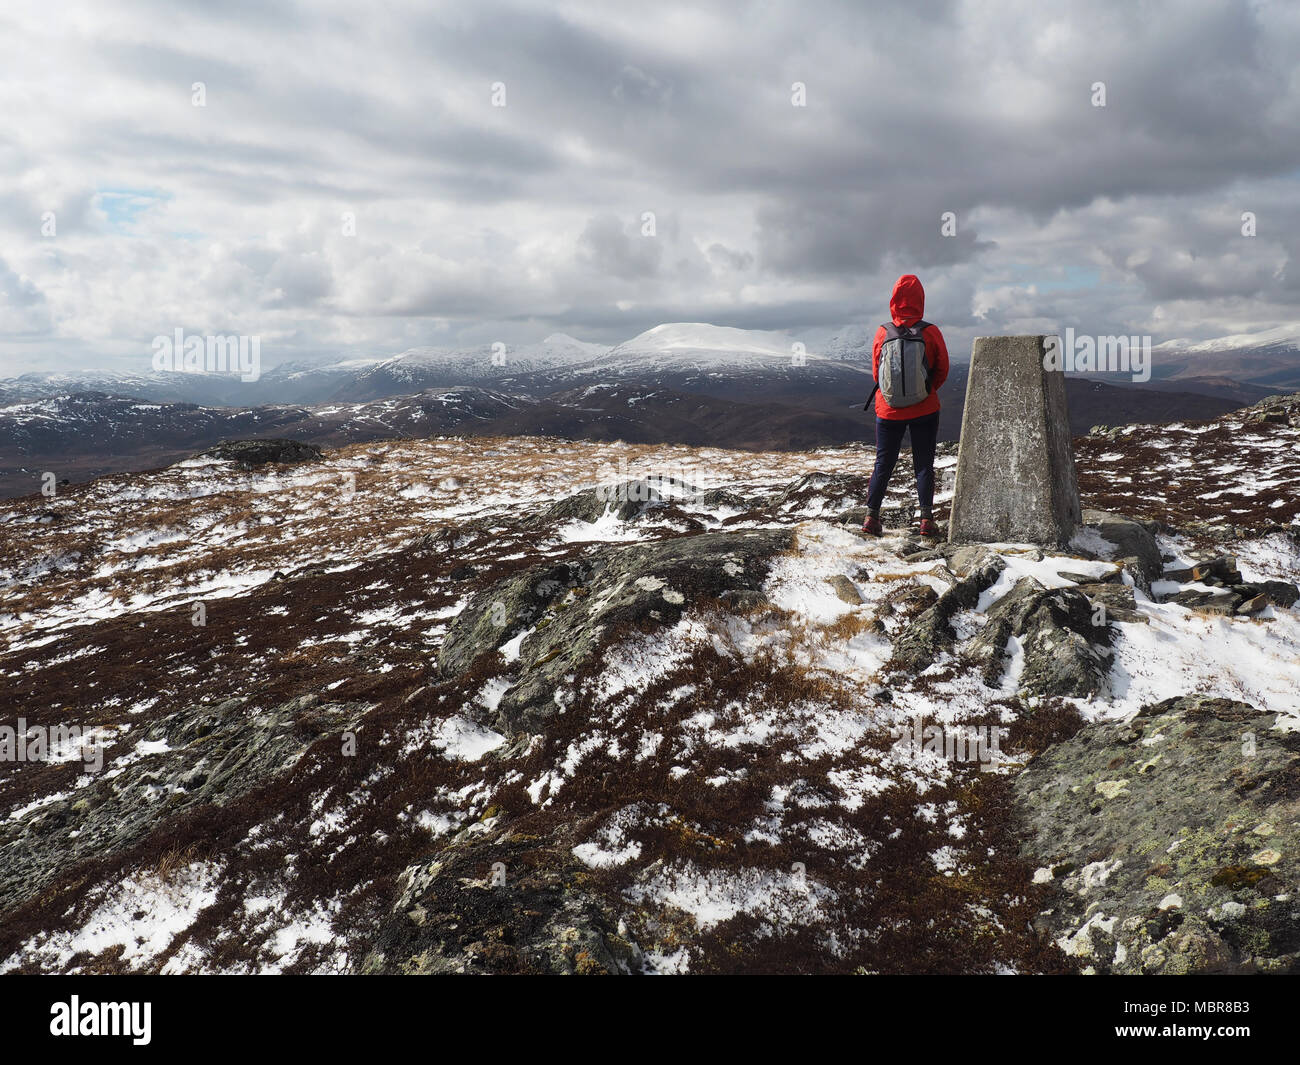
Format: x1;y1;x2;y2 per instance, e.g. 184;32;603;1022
864;320;932;410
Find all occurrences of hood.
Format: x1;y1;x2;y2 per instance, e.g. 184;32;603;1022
889;274;925;326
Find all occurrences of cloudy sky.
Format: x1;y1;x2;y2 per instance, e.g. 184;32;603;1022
2;0;1299;375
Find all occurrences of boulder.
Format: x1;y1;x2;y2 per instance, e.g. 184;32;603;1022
890;557;1006;671
1079;509;1164;586
825;575;864;605
438;529;793;734
946;544;997;577
1240;580;1299;610
1015;695;1300;974
1170;589;1245;617
1074;581;1146;625
968;577;1114;696
1164;556;1242;586
200;438;323;465
543;478;690;524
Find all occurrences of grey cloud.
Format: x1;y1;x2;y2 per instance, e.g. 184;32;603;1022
262;253;334;308
0;259;46;308
0;257;52;336
2;0;1299;373
576;213;664;280
706;243;753;271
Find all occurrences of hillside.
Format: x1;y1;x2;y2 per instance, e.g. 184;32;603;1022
4;322;1281;501
1;393;1297;974
0;374;1243;500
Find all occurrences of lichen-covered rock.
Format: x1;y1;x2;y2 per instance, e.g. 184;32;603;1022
543;478;687;524
946;544;996;577
1080;509;1163;585
0;694;368;915
359;830;643;975
1242;394;1298;427
439;529;793;733
825;574;863;604
968;577;1115;697
1014;695;1300;974
200;438;324;465
1074;581;1146;624
890;557;1006;671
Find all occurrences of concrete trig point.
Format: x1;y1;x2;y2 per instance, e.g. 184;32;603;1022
948;335;1082;545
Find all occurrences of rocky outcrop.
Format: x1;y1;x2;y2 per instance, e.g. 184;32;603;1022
0;694;368;915
968;578;1114;697
1242;393;1298;427
890;557;1005;671
1015;695;1300;974
1079;508;1163;590
1162;554;1300;616
1072;580;1146;624
543;478;686;524
439;529;793;734
360;828;642;975
201;438;324;465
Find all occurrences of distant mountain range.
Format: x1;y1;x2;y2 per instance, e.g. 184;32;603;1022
1;321;1296;497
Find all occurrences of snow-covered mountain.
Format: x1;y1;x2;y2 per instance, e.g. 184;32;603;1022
251;356;389;404
334;334;611;401
571;322;868;377
799;322;878;362
0;323;1280;490
1149;324;1300;394
0;362;383;408
7;321;1299;411
0;326;868;408
0;368;233;406
1155;323;1300;355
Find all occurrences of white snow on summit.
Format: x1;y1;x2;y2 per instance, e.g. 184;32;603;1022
1155;323;1300;354
579;322;869;376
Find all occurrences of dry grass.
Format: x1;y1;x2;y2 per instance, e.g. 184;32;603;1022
153;843;202;881
818;611;881;641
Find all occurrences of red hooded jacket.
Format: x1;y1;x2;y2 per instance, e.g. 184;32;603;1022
871;274;949;420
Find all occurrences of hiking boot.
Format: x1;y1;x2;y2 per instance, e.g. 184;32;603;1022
861;515;884;537
918;517;940;538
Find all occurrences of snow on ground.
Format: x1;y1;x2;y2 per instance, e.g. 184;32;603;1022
625;862;832;933
1096;601;1300;720
1;861;221;973
0;436;888;650
434;714;507;761
3;413;1296;972
508;502;1300;951
768;522;1300;724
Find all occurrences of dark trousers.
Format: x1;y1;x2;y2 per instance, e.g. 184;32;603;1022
866;411;940;512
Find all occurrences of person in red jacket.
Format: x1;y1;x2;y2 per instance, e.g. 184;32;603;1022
863;274;950;537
